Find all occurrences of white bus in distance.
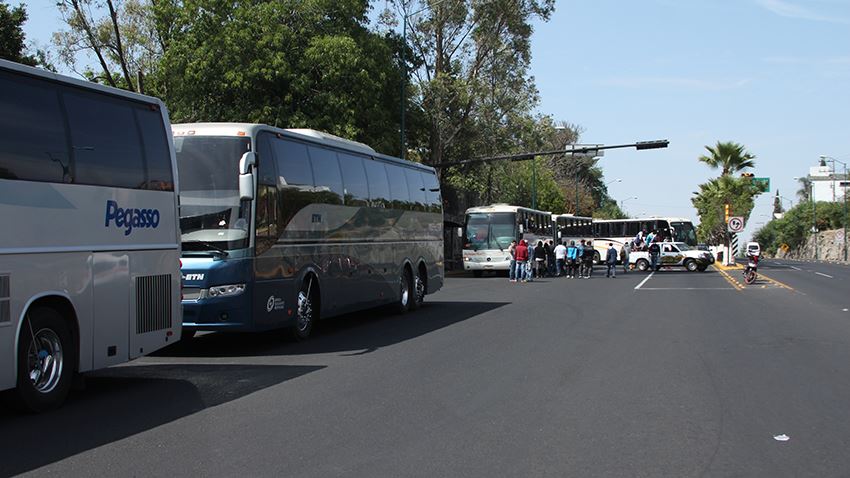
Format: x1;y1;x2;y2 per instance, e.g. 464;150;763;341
0;59;182;411
553;214;594;248
592;217;698;263
463;204;553;276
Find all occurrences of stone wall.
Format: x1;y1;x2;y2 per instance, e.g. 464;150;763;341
775;228;848;263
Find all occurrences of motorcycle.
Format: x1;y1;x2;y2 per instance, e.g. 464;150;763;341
743;254;759;285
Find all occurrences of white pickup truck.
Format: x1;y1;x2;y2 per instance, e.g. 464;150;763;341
629;241;714;272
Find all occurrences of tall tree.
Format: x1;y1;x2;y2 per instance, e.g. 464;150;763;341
691;175;764;244
698;141;756;176
0;1;37;65
396;0;555;167
796;177;812;202
54;0;161;91
150;0;406;154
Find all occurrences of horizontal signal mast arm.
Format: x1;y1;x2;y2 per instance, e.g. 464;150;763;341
432;140;669;168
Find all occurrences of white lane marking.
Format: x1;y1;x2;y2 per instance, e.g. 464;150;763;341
634;272;654;290
842;308;848;312
790;266;802;271
639;287;735;290
815;272;834;279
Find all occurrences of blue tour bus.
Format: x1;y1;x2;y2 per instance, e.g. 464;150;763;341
173;123;444;340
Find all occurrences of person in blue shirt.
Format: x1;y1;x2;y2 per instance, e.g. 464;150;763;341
566;240;578;278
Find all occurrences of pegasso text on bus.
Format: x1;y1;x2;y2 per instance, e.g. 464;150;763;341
104;200;160;236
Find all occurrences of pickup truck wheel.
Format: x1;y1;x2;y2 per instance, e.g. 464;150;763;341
593;251;601;265
685;259;698;272
636;259;649;272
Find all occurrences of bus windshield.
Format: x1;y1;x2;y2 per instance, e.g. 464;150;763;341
670;221;697;246
465;212;515;250
175;136;252;251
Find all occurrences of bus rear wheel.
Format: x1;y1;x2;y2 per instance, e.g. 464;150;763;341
12;307;75;413
411;268;426;310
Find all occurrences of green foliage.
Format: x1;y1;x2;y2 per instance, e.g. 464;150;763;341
0;1;37;66
698;141;756;176
149;0;406;154
692;175;763;244
692;141;762;244
754;200;848;254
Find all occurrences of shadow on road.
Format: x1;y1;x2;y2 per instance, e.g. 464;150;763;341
159;300;508;358
0;364;322;476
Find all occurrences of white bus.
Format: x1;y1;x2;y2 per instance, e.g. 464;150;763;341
553;214;594;247
0;60;182;411
463;204;553;276
592;217;698;261
174;123;443;340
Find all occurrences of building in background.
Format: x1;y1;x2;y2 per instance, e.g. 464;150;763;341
809;163;849;203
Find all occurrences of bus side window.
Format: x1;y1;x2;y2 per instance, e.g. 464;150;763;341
135;107;174;191
420;171;441;213
405;168;426;211
272;138;313;237
0;72;69;183
338;153;369;206
386;163;411;210
307;146;343;205
255;132;278;255
363;159;390;209
64;89;147;189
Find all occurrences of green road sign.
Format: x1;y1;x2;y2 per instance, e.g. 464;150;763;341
753;177;770;192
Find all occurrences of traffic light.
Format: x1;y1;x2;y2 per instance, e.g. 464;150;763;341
635;140;670;150
741;172;754;178
724;203;730;222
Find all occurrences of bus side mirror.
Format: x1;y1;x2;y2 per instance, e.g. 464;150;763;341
518;224;524;234
457;227;463;238
238;152;257;201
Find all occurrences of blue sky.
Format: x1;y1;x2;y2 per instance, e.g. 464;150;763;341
15;0;850;240
530;0;850;239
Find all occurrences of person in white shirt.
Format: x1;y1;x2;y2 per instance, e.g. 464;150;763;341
554;241;568;277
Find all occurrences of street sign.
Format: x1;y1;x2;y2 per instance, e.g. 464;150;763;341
728;216;745;233
753;177;770;192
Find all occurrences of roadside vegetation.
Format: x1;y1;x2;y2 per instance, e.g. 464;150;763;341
0;0;626;218
754;201;847;255
691;141;765;244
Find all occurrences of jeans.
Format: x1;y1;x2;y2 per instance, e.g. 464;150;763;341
606;264;616;277
623;256;629;273
584;260;593;277
556;259;565;276
515;261;526;281
509;260;517;280
650;254;659;271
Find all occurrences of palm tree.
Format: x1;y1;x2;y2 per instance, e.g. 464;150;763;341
698;141;756;176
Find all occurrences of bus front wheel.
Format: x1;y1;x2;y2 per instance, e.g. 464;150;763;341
291;277;317;341
12;307;75;413
395;269;413;314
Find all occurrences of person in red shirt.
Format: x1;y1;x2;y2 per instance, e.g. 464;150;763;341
514;239;529;282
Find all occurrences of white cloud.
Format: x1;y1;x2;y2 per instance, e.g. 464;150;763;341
754;0;850;25
598;76;752;91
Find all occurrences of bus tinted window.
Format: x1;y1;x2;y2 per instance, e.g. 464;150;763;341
338;153;369;206
273;139;313;187
421;171;441;212
0;72;69;183
65;90;146;189
363;159;390;207
308;146;343;205
386;164;410;209
405;168;426;211
135;108;174;190
625;221;640;236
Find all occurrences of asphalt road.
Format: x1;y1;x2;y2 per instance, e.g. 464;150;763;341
2;262;850;477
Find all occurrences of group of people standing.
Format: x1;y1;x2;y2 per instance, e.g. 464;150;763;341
508;239;597;282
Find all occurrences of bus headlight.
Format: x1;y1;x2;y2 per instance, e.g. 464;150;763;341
207;284;246;298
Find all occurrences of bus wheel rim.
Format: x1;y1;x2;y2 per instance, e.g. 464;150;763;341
401;278;409;307
297;291;312;332
28;329;63;394
415;276;425;303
